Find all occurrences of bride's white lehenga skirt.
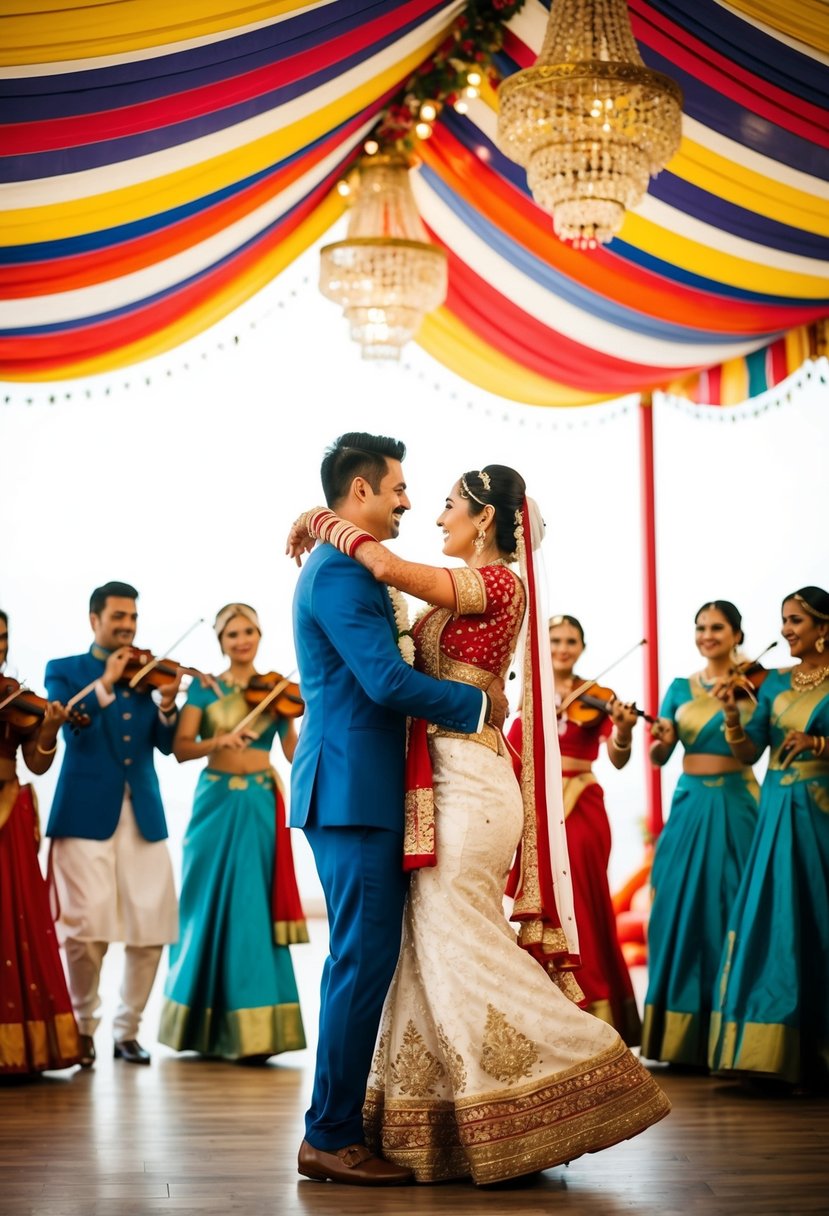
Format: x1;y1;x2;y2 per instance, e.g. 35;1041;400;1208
364;737;670;1184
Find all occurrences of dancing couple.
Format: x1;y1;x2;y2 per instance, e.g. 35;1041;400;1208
287;432;669;1187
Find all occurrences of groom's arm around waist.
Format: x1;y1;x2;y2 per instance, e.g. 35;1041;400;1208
312;559;485;733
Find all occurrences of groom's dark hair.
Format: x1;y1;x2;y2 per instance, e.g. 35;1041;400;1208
321;432;407;507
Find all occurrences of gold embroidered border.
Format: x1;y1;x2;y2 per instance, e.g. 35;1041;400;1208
403;787;435;859
365;1041;670;1183
641;1005;706;1066
708;1012;803;1083
0;1012;79;1071
158;998;305;1058
448;566;487;616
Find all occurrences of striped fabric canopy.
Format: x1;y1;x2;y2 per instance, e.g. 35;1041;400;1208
1;0;827;405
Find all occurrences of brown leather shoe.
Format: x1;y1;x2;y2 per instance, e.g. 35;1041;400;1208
78;1034;96;1069
297;1139;413;1186
113;1039;151;1065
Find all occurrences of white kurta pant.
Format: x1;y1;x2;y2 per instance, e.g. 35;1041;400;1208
51;792;178;1039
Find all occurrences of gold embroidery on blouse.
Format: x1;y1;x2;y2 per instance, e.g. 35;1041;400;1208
391;1020;446;1097
480;1005;540;1083
448;566;487;616
437;1024;468;1093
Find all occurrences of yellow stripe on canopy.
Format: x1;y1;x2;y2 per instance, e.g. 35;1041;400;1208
725;0;829;56
416;308;615;408
675;140;829;237
1;187;341;381
0;1;321;66
620;210;829;299
1;32;446;245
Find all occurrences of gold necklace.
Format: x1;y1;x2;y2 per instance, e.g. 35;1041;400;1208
791;664;829;690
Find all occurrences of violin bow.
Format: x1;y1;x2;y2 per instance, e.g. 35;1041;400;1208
66;618;206;709
232;671;298;736
557;639;647;714
127;617;205;688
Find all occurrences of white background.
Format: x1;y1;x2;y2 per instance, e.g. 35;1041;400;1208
2;238;827;908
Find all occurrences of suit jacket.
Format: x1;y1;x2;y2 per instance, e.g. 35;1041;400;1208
44;647;174;841
290;546;484;831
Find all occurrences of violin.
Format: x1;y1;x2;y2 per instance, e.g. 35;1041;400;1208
0;675;90;733
243;672;304;719
720;643;777;703
558;681;655;727
119;647;204;693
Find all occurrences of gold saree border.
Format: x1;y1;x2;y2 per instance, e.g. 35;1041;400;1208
158;999;305;1058
641;1005;708;1066
365;1040;670;1184
0;1012;79;1072
706;1013;821;1084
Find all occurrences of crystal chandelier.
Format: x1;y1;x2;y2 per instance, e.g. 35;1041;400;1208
319;154;448;360
497;0;682;248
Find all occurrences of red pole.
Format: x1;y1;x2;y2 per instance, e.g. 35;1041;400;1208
639;393;663;839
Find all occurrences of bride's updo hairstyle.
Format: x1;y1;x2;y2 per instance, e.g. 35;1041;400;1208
458;465;526;558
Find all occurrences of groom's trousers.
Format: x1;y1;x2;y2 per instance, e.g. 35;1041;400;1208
303;823;409;1150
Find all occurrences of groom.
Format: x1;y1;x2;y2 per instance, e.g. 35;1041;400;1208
291;433;506;1185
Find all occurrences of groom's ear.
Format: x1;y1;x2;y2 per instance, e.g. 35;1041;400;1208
350;476;371;504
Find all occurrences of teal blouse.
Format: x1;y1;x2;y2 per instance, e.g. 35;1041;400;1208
744;668;829;767
185;678;290;752
660;674;756;757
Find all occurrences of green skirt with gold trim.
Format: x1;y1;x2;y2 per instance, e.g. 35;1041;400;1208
708;765;829;1085
641;770;758;1067
159;769;306;1059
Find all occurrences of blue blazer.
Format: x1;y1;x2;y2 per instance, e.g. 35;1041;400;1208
44;648;174;842
290;546;484;831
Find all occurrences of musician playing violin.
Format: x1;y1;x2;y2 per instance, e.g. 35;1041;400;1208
0;609;81;1075
641;600;760;1071
507;614;641;1045
708;586;829;1089
158;603;307;1063
44;581;181;1069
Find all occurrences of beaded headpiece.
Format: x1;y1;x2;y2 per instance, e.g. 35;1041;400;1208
793;594;829;622
460;471;490;506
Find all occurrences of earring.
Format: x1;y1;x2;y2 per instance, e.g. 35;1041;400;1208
817;636;826;654
731;645;740;660
474;526;486;555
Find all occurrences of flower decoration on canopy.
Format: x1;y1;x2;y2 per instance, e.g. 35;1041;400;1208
497;0;683;247
356;1;528;154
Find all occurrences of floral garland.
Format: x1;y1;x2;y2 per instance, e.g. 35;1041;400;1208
366;0;526;154
387;587;415;666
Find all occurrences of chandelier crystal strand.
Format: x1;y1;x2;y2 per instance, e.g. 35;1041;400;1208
319;154;448;360
496;0;682;248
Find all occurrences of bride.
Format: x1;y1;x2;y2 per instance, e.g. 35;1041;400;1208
290;465;669;1184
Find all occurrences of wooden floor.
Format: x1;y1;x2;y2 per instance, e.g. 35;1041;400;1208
2;922;827;1216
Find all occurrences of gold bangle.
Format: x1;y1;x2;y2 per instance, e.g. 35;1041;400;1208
35;740;58;756
724;724;747;744
814;735;826;757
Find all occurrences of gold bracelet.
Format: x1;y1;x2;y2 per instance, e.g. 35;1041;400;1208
35;740;58;756
813;735;826;757
724;723;747;744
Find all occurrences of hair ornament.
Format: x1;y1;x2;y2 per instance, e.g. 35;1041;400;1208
460;475;487;507
794;594;829;622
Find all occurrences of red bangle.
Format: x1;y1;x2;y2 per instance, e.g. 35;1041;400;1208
348;533;374;557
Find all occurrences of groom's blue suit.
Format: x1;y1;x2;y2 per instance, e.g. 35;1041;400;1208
292;546;485;1150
